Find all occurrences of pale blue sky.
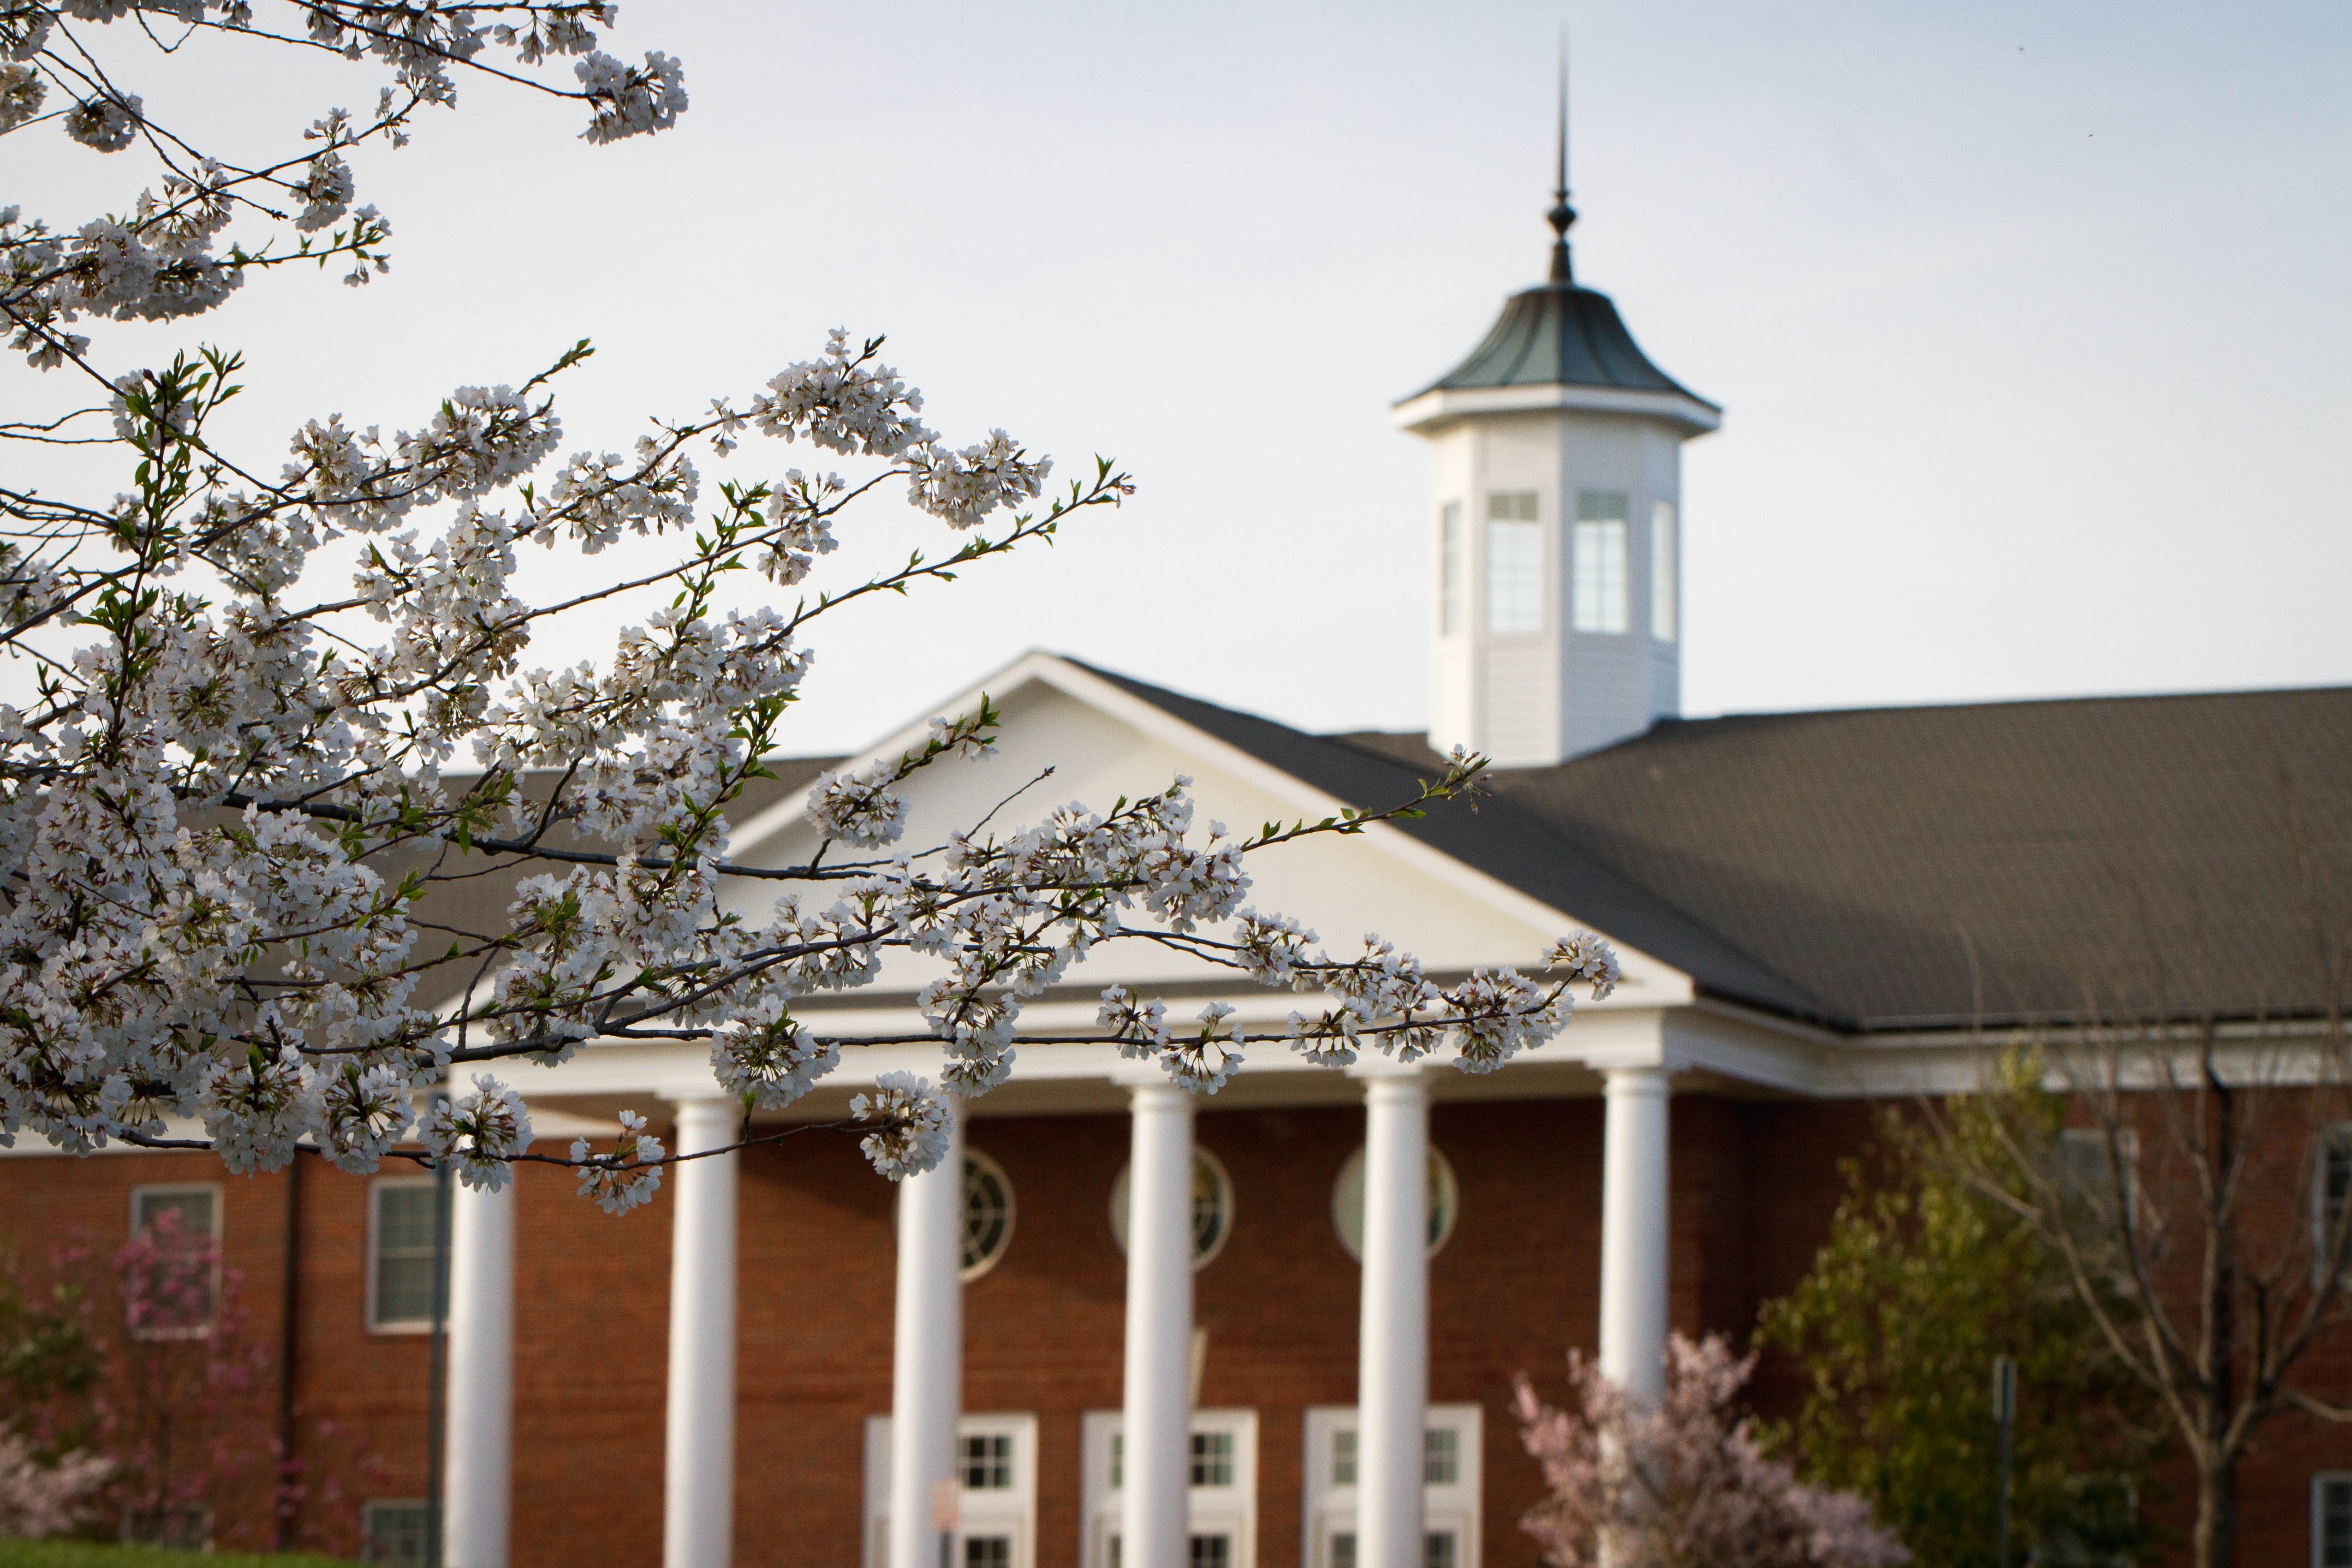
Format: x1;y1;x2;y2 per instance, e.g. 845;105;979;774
12;1;2349;751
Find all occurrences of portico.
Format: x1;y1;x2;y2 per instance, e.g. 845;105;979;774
431;978;1821;1568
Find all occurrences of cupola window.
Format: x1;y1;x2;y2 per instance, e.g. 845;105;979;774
1484;492;1542;636
1650;500;1678;643
1438;502;1465;637
1572;492;1629;634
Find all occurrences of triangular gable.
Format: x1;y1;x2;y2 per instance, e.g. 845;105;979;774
724;651;1695;1006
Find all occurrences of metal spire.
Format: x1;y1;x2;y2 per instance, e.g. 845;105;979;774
1547;27;1577;284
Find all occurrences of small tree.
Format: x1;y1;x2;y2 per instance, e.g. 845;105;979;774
1757;1092;2168;1567
104;1208;273;1547
1512;1331;1908;1568
1927;783;2352;1568
0;0;1624;1206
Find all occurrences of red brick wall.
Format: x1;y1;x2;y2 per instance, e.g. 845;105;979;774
5;1089;2349;1566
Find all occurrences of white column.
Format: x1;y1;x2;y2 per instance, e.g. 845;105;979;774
443;1176;514;1568
1355;1068;1430;1568
1121;1084;1196;1568
887;1099;965;1568
1596;1066;1671;1403
664;1098;740;1568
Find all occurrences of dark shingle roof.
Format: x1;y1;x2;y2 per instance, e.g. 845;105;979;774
1405;281;1718;408
1073;662;1821;1018
1087;665;2352;1034
402;762;837;954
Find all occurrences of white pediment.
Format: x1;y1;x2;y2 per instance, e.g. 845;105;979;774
722;652;1693;1008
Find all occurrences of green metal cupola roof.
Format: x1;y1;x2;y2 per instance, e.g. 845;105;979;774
1413;280;1714;406
1393;83;1721;438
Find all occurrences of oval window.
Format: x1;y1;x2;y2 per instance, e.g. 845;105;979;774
1331;1145;1459;1262
962;1150;1015;1280
1109;1147;1234;1270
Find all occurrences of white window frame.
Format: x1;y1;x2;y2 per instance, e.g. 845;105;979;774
359;1497;433;1566
126;1182;223;1339
1330;1145;1460;1263
963;1148;1018;1282
1650;499;1678;644
1081;1407;1258;1568
2315;1472;2352;1568
1571;492;1630;636
1109;1145;1235;1271
1301;1403;1483;1568
367;1176;444;1335
2316;1125;2352;1284
1483;490;1543;638
1438;502;1465;638
863;1412;1040;1568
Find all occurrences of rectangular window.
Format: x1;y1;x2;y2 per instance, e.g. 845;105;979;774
1190;1430;1235;1487
128;1184;220;1335
1305;1405;1482;1568
1438;502;1464;637
2320;1128;2352;1280
1084;1410;1256;1568
2318;1474;2352;1568
369;1179;448;1334
2054;1128;2137;1217
1572;492;1629;634
361;1500;432;1566
1650;499;1678;643
1485;491;1542;636
1423;1428;1459;1485
864;1413;1038;1568
962;1433;1014;1490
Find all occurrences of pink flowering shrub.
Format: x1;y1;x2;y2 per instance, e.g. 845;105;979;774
1513;1333;1908;1568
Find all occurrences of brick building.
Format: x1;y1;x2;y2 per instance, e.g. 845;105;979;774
6;155;2352;1568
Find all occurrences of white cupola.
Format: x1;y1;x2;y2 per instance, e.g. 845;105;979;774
1394;104;1719;767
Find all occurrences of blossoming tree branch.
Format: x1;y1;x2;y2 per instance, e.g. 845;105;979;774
0;0;1621;1212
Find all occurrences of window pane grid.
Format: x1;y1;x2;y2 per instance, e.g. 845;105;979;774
372;1182;447;1330
1190;1430;1234;1487
1332;1428;1357;1486
960;1433;1013;1490
962;1155;1014;1276
1423;1427;1459;1485
361;1501;431;1567
2323;1476;2352;1568
1486;517;1542;636
1651;499;1678;643
1439;502;1464;637
1572;492;1629;635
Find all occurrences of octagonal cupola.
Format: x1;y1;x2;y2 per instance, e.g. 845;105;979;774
1396;102;1720;767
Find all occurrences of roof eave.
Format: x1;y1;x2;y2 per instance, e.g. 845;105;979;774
1393;382;1724;438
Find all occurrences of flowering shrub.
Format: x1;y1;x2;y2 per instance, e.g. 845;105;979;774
0;1430;111;1538
1512;1333;1908;1568
0;2;1621;1204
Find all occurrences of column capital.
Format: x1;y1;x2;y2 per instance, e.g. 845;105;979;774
1110;1067;1199;1103
667;1095;741;1141
1344;1055;1430;1085
1596;1061;1672;1093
